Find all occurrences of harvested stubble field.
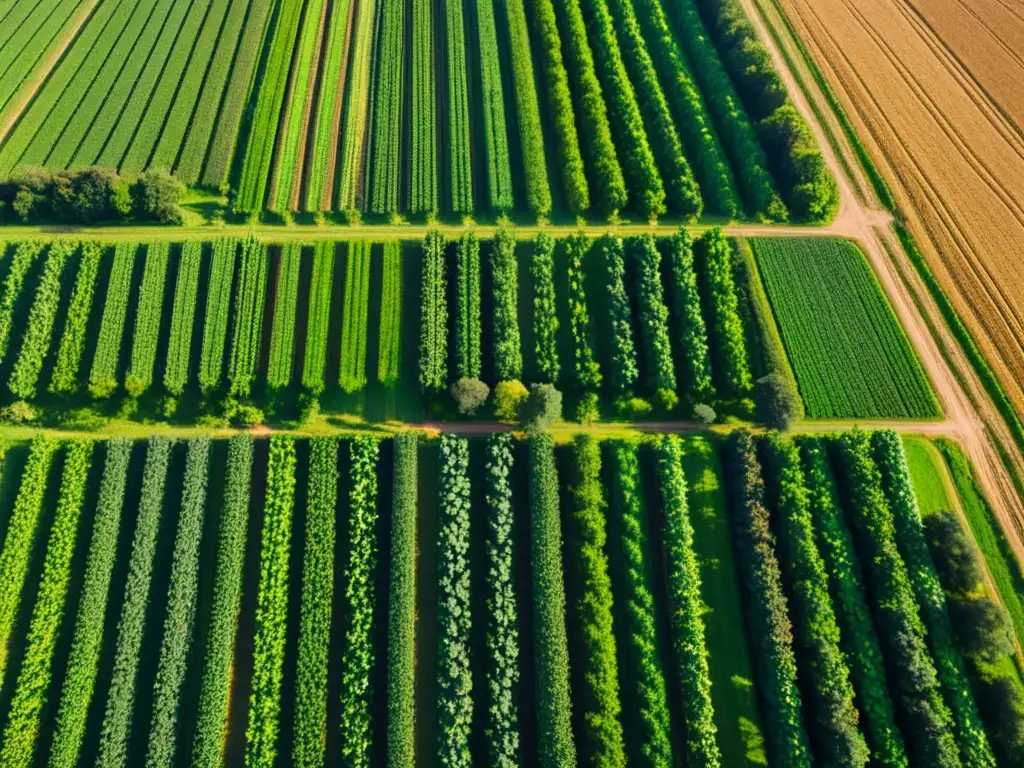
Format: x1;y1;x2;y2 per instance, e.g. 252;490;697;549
770;0;1024;419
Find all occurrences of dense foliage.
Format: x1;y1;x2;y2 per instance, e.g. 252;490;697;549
163;241;202;397
476;0;513;210
632;236;676;395
597;236;638;394
145;438;211;768
697;229;751;396
444;0;473;212
368;0;406;214
246;437;297;768
293;438;338;767
484;434;520;766
835;431;961;767
798;438;909;768
49;242;102;395
566;234;602;390
565;436;627;766
491;228;523;381
378;241;403;386
419;232;448;392
456;232;482;379
126;242;170;396
531;232;560;384
88;243;136;398
762;434;868;767
727;430;811;767
0;441;93;768
303;242;334;394
410;0;437;213
228;238;268;398
191;436;254;768
267;243;302;389
664;230;713;398
437;435;473;766
199;239;237;395
340;242;371;393
96;437;173;768
654;436;720;767
529;434;577;766
388;434;418;766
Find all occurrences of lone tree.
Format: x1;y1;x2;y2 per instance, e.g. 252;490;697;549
755;373;801;430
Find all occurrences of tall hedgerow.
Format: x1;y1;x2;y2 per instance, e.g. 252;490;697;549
632;236;676;396
456;232;482;380
597;236;637;394
761;433;868;767
566;234;601;390
565;435;626;766
872;431;994;768
48;439;133;768
654;436;720;767
96;437;174;768
49;242;103;395
835;431;960;768
340;438;381;765
246;437;297;768
388;434;417;766
145;437;211;768
797;437;908;768
664;230;713;398
485;434;520;766
696;229;751;396
437;435;473;766
491;227;522;381
608;441;674;765
0;441;94;768
419;232;448;392
191;436;254;768
727;430;811;767
529;434;577;766
531;232;559;384
293;438;338;767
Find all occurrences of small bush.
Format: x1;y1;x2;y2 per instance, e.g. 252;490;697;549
653;388;678;413
615;396;652;419
693;403;717;424
575;392;600;424
493;380;528;421
450;378;490;415
0;401;37;424
522;384;562;431
755;373;801;430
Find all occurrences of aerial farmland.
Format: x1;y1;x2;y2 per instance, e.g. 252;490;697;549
0;0;1022;766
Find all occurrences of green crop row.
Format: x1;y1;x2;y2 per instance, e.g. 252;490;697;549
476;0;513;210
531;232;559;384
419;232;448;392
409;0;437;214
490;228;522;381
444;0;473;213
303;242;334;394
199;238;238;395
664;230;713;399
164;242;203;397
227;237;268;398
339;241;371;392
369;0;406;214
126;242;170;396
50;242;102;395
267;243;302;389
336;0;377;212
89;243;137;399
0;240;44;365
378;241;402;386
455;233;482;380
633;235;676;395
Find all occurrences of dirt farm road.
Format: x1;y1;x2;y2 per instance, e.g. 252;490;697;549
741;0;1024;564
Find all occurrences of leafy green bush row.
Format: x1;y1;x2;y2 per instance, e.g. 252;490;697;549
654;436;721;767
727;430;811;767
199;239;238;395
303;242;334;395
88;243;136;399
192;436;254;768
697;229;751;396
0;241;44;365
664;230;713;399
49;438;133;768
598;235;638;394
565;435;627;765
388;434;417;766
456;233;482;379
762;434;867;766
267;243;302;389
340;437;380;766
368;0;407;214
228;238;268;398
420;232;448;392
565;234;602;391
246;437;297;768
126;242;170;397
164;242;203;397
49;242;102;395
0;441;94;768
491;228;523;381
531;233;560;384
410;0;437;213
633;235;676;394
477;0;513;210
529;434;577;766
145;437;211;768
340;242;371;393
378;241;403;387
484;434;520;766
293;438;338;766
97;437;174;768
437;435;473;766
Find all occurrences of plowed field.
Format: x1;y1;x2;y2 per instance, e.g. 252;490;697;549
774;0;1024;416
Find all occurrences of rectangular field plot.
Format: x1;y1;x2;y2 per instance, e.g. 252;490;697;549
750;237;939;419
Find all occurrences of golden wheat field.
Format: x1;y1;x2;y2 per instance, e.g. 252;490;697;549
776;0;1024;413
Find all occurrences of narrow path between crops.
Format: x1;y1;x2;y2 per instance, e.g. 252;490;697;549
743;0;1024;565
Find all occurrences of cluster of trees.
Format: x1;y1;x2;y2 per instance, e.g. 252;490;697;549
437;435;474;766
0;441;94;767
565;436;627;765
191;436;254;768
529;435;577;766
727;430;812;766
246;437;297;768
484;434;520;766
293;438;339;766
0;166;184;224
388;435;418;766
96;437;173;768
925;511;1024;765
692;0;839;221
340;438;381;765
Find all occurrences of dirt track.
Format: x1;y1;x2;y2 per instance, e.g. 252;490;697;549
744;0;1024;567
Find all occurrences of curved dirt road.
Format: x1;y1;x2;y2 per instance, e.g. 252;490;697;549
742;0;1024;563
